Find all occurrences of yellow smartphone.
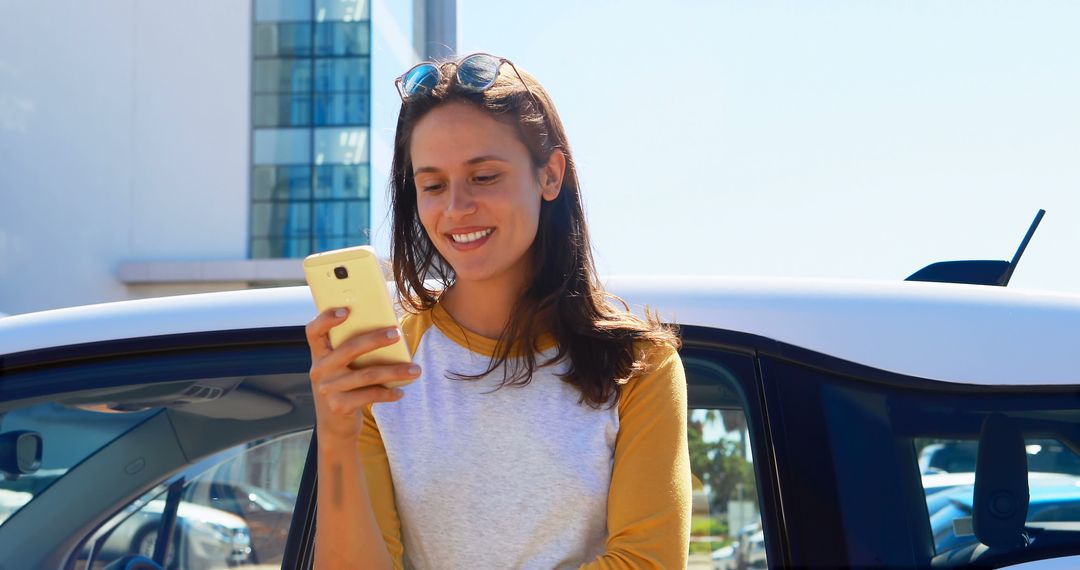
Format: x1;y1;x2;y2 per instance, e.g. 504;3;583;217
302;246;413;386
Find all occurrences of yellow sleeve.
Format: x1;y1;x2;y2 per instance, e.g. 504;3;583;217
580;344;692;569
354;310;431;570
358;405;404;570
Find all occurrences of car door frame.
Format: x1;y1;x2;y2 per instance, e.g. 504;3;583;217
0;325;315;569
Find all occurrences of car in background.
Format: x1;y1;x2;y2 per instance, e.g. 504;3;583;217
930;479;1080;560
712;521;766;570
91;496;252;568
712;543;737;570
184;480;293;564
921;440;1080;477
0;489;31;526
0;467;64;525
920;441;979;475
0;465;252;568
923;472;1080;518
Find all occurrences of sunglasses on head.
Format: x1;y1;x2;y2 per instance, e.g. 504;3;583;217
394;52;537;104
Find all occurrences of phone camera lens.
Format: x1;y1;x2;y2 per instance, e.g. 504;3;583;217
334;266;348;279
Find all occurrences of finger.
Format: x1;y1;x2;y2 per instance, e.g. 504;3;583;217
322;385;406;416
319;364;422;395
305;307;349;359
322;326;403;371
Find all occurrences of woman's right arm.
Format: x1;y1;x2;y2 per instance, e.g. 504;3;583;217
305;307;420;569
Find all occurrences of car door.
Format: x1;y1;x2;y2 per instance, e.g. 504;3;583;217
0;325;317;569
756;337;1080;569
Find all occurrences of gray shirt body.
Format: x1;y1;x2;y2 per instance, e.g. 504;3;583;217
372;320;618;569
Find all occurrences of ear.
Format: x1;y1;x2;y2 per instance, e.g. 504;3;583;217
539;149;566;202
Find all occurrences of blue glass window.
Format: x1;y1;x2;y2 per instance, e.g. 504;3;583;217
256;0;312;22
253;60;312;93
253;129;312;165
253;165;312;200
314;93;369;126
314;22;370;56
314;165;369;199
254;94;312;128
251;202;311;238
314;58;370;92
314;0;368;21
251;7;370;259
254;23;313;57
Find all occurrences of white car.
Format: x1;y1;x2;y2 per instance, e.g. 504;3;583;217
2;274;1080;569
93;497;252;568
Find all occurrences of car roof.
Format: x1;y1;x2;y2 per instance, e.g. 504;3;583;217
2;276;1080;386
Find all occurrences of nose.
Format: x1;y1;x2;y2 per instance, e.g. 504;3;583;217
444;179;477;219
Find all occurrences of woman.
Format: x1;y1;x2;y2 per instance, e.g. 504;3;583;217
305;53;690;569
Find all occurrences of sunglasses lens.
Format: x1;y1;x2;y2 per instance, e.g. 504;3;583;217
401;63;440;98
457;54;501;91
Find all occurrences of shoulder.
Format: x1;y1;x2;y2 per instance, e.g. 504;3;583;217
618;341;685;412
637;339;681;369
398;308;437;355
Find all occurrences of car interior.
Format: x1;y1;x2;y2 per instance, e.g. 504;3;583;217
0;370;316;569
927;412;1080;568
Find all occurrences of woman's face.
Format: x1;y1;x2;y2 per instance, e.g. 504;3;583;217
410;101;562;289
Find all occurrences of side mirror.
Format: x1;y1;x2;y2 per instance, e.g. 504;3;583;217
0;431;43;480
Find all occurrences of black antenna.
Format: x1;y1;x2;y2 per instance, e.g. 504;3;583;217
906;209;1046;286
997;209;1045;286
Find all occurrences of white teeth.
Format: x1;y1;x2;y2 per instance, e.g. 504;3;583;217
451;229;493;243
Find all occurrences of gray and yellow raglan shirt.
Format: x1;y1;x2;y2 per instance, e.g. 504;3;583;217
357;302;691;569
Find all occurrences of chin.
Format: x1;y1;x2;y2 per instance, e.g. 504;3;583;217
450;268;499;284
449;260;517;284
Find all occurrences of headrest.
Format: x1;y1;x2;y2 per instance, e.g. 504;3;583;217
973;413;1030;549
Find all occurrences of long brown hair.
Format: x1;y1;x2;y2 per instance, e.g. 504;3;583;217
390;57;679;408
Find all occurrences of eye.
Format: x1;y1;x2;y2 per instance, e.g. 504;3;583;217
473;172;501;185
418;181;445;193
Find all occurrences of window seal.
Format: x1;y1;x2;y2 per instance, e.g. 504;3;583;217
1;326;307;373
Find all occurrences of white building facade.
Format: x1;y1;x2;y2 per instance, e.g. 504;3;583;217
0;0;452;315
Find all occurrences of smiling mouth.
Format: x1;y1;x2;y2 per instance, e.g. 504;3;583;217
449;228;494;244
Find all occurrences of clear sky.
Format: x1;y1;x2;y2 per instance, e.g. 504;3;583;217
374;1;1080;294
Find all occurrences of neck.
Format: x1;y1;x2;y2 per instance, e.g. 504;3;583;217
440;275;528;340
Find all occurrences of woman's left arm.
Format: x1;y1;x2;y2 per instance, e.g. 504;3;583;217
580;345;692;569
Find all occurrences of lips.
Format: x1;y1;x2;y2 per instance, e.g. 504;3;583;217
446;227;495;251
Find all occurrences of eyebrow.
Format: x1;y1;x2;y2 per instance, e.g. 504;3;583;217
413;155;510;175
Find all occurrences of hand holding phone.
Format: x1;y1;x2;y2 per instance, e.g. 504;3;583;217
303;246;414;386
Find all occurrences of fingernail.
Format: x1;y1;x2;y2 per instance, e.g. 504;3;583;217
392;389;405;398
408;365;421;375
334;308;347;318
386;329;400;339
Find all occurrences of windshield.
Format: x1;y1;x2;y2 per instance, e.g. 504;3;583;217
0;403;157;526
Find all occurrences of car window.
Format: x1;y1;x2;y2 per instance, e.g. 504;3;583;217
764;352;1080;568
0;336;314;569
681;347;768;570
0;403;157;526
917;437;1080;558
76;429;311;569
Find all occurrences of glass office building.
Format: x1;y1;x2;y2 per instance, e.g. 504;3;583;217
250;0;371;258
